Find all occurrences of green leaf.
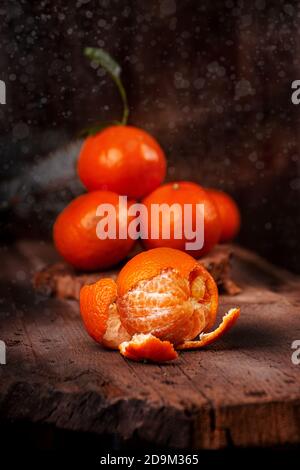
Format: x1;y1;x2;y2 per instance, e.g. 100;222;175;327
84;47;121;79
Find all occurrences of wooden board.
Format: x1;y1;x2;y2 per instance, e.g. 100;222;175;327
0;240;300;449
33;244;241;300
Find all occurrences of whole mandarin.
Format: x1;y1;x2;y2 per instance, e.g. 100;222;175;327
206;189;241;242
78;125;166;199
53;191;136;271
141;182;221;257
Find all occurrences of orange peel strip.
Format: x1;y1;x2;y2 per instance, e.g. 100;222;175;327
177;307;240;350
119;333;178;362
80;278;117;343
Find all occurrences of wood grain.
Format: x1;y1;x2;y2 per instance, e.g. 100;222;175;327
33;244;241;300
0;241;300;449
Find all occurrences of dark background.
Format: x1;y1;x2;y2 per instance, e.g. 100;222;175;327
0;0;299;272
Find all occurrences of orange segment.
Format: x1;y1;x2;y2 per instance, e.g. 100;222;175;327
119;333;178;362
117;268;207;344
190;263;219;330
117;247;198;297
117;247;220;345
177;307;240;350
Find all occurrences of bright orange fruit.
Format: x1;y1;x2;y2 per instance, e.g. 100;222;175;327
116;247;218;343
79;247;239;362
77;125;167;199
53;191;136;271
116;246;200;297
141;182;221;257
206;189;241;242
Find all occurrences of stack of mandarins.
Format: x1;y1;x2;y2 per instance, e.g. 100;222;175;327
53;124;241;271
53;124;241;362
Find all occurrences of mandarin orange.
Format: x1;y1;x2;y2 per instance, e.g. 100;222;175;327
79;247;239;362
53;191;136;271
206;189;241;242
78;125;166;199
141;182;221;257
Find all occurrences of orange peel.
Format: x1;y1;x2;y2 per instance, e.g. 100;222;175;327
177;307;240;350
79;247;240;362
119;333;178;362
80;278;130;349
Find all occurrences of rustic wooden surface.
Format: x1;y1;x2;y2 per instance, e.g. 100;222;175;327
0;240;300;449
33;244;240;300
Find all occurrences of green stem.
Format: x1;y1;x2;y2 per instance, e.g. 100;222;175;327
112;74;129;125
84;47;129;129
